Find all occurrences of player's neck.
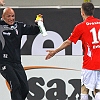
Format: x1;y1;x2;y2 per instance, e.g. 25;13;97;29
84;15;90;21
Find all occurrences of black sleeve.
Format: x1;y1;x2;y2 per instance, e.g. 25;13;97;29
21;22;40;35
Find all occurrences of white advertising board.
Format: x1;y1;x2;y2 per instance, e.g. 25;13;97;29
0;56;94;100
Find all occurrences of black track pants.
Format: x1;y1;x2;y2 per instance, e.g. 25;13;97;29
0;63;29;100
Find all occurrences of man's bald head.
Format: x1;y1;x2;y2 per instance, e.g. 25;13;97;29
2;7;15;25
3;7;14;15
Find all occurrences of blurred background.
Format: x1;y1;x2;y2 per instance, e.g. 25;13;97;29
2;0;100;7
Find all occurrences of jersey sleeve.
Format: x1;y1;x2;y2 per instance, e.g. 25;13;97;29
20;22;40;35
68;24;83;44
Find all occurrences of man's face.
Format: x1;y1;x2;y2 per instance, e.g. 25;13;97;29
2;8;15;25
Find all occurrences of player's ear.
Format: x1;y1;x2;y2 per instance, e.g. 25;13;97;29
81;9;85;17
82;10;85;16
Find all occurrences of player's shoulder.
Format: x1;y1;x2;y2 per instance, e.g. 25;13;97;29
15;21;25;27
95;18;100;22
15;21;24;24
74;22;84;29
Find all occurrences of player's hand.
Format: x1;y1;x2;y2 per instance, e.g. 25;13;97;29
0;0;5;6
45;50;56;60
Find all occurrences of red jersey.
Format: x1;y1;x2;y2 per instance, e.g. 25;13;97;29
68;16;100;70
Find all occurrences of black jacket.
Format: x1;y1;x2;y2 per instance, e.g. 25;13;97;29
0;20;40;63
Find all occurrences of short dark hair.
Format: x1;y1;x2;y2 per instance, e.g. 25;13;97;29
82;2;94;16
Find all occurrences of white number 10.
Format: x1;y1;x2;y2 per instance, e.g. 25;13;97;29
90;27;100;44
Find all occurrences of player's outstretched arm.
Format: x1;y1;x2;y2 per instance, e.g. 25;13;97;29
0;0;5;6
45;49;57;60
45;39;72;60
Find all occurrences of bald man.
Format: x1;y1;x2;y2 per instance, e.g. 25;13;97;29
0;7;40;100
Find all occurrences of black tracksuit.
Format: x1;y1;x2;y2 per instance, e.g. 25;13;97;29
0;19;40;100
